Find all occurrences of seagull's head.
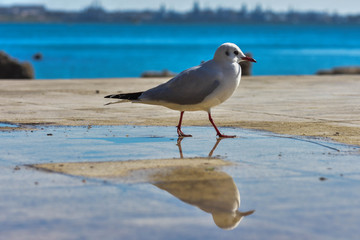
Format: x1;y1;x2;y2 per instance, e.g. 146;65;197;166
214;43;256;64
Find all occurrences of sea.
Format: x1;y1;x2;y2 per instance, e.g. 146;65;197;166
1;23;360;79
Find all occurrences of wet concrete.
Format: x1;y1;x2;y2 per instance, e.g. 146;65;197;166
1;125;360;240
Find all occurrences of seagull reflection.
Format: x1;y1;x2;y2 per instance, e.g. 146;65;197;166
150;138;255;230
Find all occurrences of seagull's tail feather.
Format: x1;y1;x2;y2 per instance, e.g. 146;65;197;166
104;100;127;106
104;91;144;106
104;92;143;100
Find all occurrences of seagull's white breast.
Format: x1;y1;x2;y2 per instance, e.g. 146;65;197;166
199;62;241;110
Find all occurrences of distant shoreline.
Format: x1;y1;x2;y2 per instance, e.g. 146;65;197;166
1;4;359;24
1;21;360;26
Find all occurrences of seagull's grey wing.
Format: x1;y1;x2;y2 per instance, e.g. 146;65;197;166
140;63;221;105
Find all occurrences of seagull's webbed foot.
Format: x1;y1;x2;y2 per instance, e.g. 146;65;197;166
217;133;236;138
177;128;192;138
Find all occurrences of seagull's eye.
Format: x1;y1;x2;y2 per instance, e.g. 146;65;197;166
234;50;239;56
225;51;230;56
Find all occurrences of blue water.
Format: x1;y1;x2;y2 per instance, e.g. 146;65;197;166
1;23;360;79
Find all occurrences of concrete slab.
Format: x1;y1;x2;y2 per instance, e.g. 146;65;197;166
1;75;360;145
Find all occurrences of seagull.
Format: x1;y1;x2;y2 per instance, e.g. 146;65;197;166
105;42;256;138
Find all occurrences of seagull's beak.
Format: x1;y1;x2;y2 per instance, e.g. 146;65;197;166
241;56;257;63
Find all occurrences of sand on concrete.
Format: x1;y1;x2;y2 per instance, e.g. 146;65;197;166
1;75;360;146
30;158;231;183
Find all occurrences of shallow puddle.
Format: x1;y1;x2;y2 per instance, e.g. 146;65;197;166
1;125;360;239
0;122;19;128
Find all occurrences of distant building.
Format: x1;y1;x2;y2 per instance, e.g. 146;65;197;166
192;1;201;14
80;0;106;21
8;5;46;17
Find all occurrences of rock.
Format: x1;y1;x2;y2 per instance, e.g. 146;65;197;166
332;67;360;74
240;52;253;76
0;51;34;79
32;52;43;61
316;69;333;75
141;69;176;78
316;66;360;75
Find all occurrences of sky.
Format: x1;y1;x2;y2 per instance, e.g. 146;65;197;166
1;0;360;15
